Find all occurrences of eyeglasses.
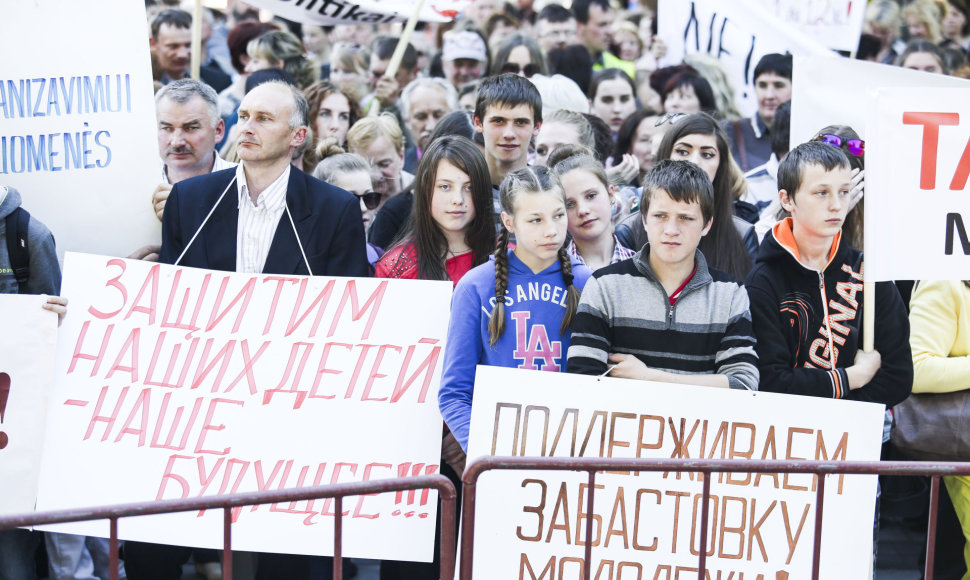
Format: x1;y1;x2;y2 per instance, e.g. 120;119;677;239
355;190;383;210
654;112;688;127
500;62;540;78
815;133;865;156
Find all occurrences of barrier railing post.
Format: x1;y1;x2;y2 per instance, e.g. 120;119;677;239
811;473;826;580
334;497;344;580
439;482;458;580
109;517;119;580
697;471;712;578
583;470;596;580
223;507;233;580
925;476;940;580
460;477;477;580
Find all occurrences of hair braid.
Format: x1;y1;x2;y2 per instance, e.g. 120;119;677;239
557;246;581;333
488;229;511;346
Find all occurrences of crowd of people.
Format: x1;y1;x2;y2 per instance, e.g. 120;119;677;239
4;0;970;577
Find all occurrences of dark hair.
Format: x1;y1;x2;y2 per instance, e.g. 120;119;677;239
655;112;751;279
301;80;362;167
227;21;279;74
614;108;657;160
661;72;718;117
486;12;521;39
151;8;191;38
374;36;417;71
582;114;614;163
896;39;949;73
753;53;793;82
649;64;696;96
490;33;548;77
810;125;863;248
571;0;611;24
547;45;594;94
769;101;792;159
587;67;636;100
474;73;543;126
950;0;970;36
489;166;579;345
777;141;852;201
856;34;883;61
640;159;715;224
403;136;495;281
430;109;477;143
537;3;574;23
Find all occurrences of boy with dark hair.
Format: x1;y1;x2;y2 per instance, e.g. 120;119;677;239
723;53;792;171
473;74;543;228
572;0;636;77
567;160;759;390
745;141;912;404
535;4;576;52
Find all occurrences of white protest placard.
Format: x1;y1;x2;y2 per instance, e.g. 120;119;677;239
245;0;469;25
790;56;970;146
657;0;833;117
35;253;451;561
0;294;57;515
1;1;160;260
466;366;884;578
751;0;866;54
865;87;970;281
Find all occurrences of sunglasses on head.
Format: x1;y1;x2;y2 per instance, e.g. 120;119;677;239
500;62;540;77
355;190;382;210
815;133;865;156
654;112;688;127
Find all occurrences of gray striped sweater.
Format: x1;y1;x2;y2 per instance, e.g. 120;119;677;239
566;246;759;390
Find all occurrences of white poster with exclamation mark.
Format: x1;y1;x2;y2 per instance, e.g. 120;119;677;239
0;294;58;515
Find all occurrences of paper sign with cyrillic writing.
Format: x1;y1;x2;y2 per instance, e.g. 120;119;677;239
2;1;160;260
466;366;883;579
0;294;57;515
865;87;970;281
34;253;451;561
245;0;471;25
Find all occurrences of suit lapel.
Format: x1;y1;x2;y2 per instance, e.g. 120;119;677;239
263;168;313;275
203;172;240;272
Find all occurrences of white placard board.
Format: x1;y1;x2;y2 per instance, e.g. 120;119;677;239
866;87;970;281
35;253;451;561
245;0;469;24
751;0;866;54
1;1;160;261
466;366;884;579
657;0;833;118
790;56;970;146
0;294;58;516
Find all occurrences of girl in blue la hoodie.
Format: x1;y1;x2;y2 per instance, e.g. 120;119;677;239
439;166;592;451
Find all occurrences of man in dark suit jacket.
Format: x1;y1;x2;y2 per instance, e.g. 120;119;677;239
159;81;369;278
131;81;367;580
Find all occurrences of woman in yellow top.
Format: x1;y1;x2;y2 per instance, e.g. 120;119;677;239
910;279;970;577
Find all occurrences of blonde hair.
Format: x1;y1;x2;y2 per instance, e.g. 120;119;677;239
902;0;945;43
346;113;405;155
247;30;319;89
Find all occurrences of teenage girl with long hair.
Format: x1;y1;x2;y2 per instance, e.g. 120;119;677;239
438;165;592;451
554;153;635;271
375;135;494;284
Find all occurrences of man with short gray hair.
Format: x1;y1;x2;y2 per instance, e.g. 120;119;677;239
159;80;368;278
399;77;459;168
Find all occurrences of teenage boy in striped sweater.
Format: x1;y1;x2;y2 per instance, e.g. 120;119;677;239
566;159;759;390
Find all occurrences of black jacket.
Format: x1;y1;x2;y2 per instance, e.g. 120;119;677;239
744;219;912;406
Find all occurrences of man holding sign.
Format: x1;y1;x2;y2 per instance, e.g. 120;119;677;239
141;80;368;579
745;142;912;405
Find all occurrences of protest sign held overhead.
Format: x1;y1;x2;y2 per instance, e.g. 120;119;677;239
245;0;470;25
750;0;866;54
1;1;160;260
866;87;970;281
657;0;833;117
466;366;884;579
791;56;970;146
34;253;452;561
0;295;58;516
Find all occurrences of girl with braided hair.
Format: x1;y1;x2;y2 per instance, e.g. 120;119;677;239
439;165;592;452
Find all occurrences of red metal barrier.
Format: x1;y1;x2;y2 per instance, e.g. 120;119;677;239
0;474;456;580
460;457;970;580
